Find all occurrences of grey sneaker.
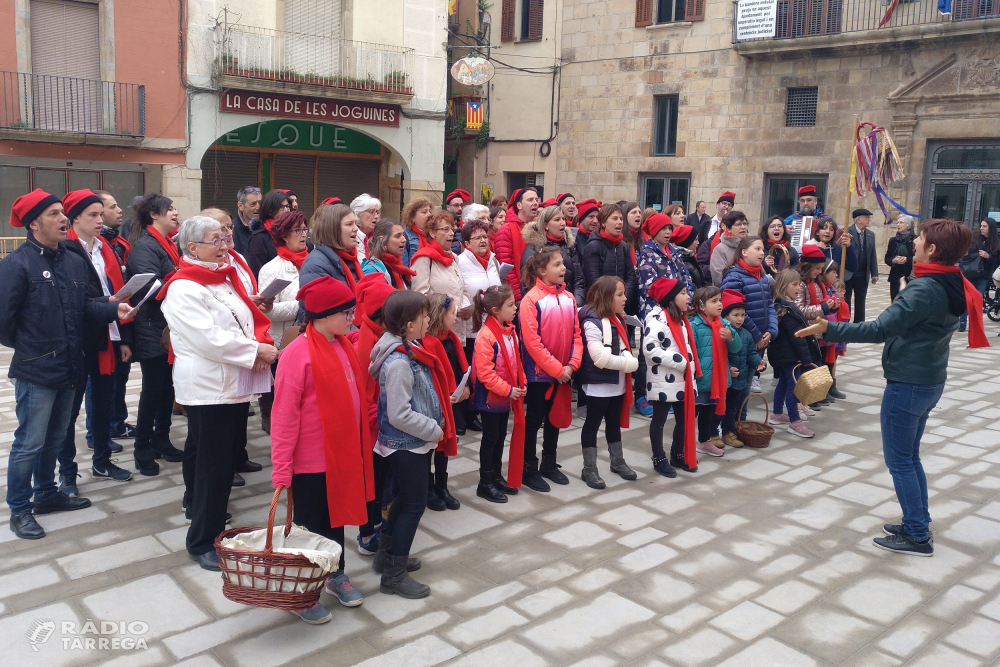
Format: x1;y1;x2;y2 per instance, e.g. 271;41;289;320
58;474;79;498
325;570;363;607
883;523;933;544
873;532;933;557
93;462;133;482
290;602;332;624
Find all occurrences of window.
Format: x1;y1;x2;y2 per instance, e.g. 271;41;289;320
657;0;687;22
30;0;100;79
641;173;689;213
636;0;703;24
501;0;515;41
764;175;828;220
521;0;544;40
508;172;544;201
652;95;679;156
775;0;842;38
785;87;818;127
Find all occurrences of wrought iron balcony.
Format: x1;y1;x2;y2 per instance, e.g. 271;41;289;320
732;0;1000;45
0;71;144;137
216;22;414;97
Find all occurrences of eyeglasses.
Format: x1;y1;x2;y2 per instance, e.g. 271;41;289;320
291;227;309;235
193;239;225;248
731;221;750;228
469;234;489;242
238;187;261;197
365;208;380;216
279;204;291;211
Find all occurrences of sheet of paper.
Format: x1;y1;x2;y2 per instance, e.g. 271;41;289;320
624;314;642;328
122;279;160;320
238;366;273;397
114;273;156;300
451;366;472;400
258;278;291;300
498;262;514;277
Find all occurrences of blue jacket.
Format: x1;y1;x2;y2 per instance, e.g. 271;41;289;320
300;244;360;291
690;314;741;393
728;325;763;391
719;265;779;344
402;227;421;267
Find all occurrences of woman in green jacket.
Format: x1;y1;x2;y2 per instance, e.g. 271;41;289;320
799;219;989;557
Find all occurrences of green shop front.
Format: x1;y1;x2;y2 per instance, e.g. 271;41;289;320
200;118;384;218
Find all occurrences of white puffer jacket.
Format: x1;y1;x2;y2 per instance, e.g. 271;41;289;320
457;248;503;338
162;263;261;405
643;305;696;404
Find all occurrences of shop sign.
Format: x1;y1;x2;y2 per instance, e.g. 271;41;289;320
221;91;400;127
215;119;382;155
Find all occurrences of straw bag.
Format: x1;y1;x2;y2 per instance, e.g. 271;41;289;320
735;393;774;448
214;486;341;610
793;363;834;405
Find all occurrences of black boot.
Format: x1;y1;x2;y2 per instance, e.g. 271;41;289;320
259;393;273;434
522;461;550;492
653;455;677;478
540;453;569;485
426;471;446;512
372;530;421;574
670;455;698;473
581;448;606;489
434;471;461;510
380;554;430;599
152;437;184;463
827;379;846;400
476;469;508;503
494;469;518;495
134;440;160;476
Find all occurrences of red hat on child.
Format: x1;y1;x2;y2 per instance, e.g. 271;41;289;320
800;244;826;263
541;197;557;208
446;189;471;205
62;189;104;223
643;213;673;239
798;185;817;197
355;273;396;319
320;197;343;206
720;289;746;317
296;276;356;320
575;198;602;222
10;188;61;228
670;224;698;248
649;277;684;307
717;191;736;205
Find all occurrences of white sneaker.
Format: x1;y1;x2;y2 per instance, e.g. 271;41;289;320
751;377;762;394
798;403;816;417
769;377;779;386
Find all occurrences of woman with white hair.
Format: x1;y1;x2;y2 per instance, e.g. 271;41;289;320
462;203;491;226
885;215;916;302
160;216;278;571
350;193;381;260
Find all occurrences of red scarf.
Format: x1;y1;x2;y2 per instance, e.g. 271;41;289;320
396;340;458;456
277;245;309;270
600;229;623;246
263;218;274;232
335;247;363;292
768;238;789;247
710;230;723;254
422;331;470;456
545;233;565;244
357;315;383;402
380;252;417;288
305;325;375;526
698;314;729;416
807;280;825;306
156;261;275;362
484;315;527;486
913;263;990;348
109;234;131;262
665;311;701;467
68;230;129;375
472;250;491;272
503;215;527;287
610;314;634;428
228;249;258;294
738;258;763;279
147;225;180;269
409;240;454;267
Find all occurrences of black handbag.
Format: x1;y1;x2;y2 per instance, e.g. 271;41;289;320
958;253;988;280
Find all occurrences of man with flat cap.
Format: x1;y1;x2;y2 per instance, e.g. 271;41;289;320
846;208;878;322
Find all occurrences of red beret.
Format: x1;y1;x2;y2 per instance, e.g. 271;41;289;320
355;272;396;320
320;197;343;206
798;185;817;196
717;191;736;205
10;189;61;228
721;289;746;316
541;197;557;208
575;198;602;222
642;213;673;239
280;189;297;197
296;276;356;319
649;277;684;307
63;189;104;223
556;192;575;204
670;224;698;248
446;189;471;205
800;244;826;263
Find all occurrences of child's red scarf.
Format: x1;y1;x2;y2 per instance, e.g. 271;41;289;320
484;315;527;486
666;311;702;468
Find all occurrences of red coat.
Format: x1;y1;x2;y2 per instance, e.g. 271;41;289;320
493;216;527;300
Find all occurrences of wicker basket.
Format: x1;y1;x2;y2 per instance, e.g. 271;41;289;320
793;363;834;406
735;392;775;448
214;486;330;611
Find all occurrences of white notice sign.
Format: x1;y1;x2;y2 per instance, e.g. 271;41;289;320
736;0;777;39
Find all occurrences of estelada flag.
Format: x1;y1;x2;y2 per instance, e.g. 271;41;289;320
466;100;483;129
448;0;458;15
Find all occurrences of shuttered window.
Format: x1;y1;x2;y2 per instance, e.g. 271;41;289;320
636;0;654;26
275;154;318;219
316;157;380;211
285;0;342;77
684;0;705;21
30;0;100;78
522;0;544;40
200;150;261;215
501;0;515;41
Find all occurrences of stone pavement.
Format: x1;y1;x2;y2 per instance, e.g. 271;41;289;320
2;281;1000;667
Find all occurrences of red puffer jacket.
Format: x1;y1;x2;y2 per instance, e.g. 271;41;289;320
493;214;527;300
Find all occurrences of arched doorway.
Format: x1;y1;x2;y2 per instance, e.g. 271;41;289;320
200;119;386;218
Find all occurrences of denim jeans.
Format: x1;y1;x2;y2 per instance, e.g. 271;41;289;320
773;364;800;422
881;380;944;542
60;353;115;477
384;449;430;557
86;353;130;445
722;386;750;434
6;380;76;513
958;277;988;327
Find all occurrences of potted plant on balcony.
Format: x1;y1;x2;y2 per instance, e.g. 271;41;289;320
384;70;409;92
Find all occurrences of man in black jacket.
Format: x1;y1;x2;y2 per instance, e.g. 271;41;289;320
846;207;879;322
0;189;130;540
233;186;261;256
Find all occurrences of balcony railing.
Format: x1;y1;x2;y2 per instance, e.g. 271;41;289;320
216;23;414;96
0;71;144;136
733;0;1000;43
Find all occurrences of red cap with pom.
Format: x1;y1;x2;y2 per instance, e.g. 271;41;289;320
649;277;684;306
798;185;817;197
296;276;356;319
800;244;826;263
721;289;746;317
320;197;343;206
670;224;698;248
717;191;736;205
10;189;61;228
445;189;471;205
642;213;673;239
62;189;104;223
575;198;602;223
355;272;396;320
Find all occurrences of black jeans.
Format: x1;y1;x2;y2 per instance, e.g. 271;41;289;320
581;393;624;449
85;352;130;446
360;453;389;538
888;266;909;301
524;382;559;464
384;449;430;557
650;400;685;461
696;403;717;442
135;354;174;464
59;351;115;476
480;411;510;473
631;326;646;402
291;471;346;572
722;387;750;435
183;402;249;555
845;274;869;322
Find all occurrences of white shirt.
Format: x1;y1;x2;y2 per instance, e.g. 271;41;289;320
80;237;121;342
357;229;368;261
708;215;722;239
